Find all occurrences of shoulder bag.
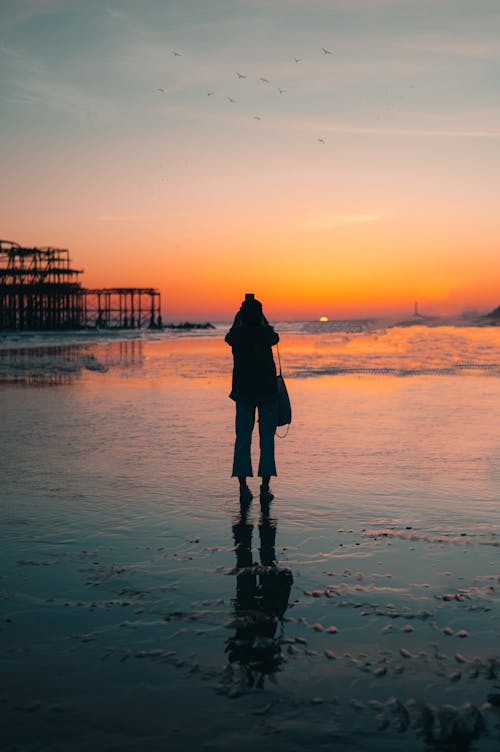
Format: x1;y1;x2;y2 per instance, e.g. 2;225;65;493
276;343;292;429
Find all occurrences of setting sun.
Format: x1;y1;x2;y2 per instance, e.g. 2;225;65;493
319;316;329;322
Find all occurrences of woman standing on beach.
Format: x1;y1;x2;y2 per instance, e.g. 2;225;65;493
225;294;279;505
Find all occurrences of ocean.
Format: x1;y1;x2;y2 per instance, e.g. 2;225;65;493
1;320;499;751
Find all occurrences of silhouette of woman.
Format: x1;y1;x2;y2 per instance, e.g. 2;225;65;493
225;294;279;504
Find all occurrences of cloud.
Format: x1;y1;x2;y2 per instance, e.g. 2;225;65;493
11;77;113;120
0;42;42;73
333;212;384;225
0;42;116;122
334;126;500;140
104;8;131;21
302;119;500;140
403;34;500;60
0;0;66;33
144;95;500;143
96;214;158;222
0;43;28;60
299;212;384;231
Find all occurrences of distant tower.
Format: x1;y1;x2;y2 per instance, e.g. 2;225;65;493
413;301;423;317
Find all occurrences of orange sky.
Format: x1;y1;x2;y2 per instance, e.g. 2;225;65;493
2;1;499;320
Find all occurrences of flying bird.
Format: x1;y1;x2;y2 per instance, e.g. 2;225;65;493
156;88;166;94
278;88;286;94
171;50;182;56
317;138;326;144
236;72;247;79
227;96;237;103
321;47;333;55
259;77;270;83
253;115;262;120
207;91;215;96
294;57;302;63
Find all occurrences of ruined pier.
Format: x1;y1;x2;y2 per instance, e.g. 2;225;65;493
0;240;162;330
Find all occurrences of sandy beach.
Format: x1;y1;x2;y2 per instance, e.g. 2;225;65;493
1;324;499;751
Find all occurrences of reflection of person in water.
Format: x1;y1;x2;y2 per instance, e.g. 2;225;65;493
225;293;279;505
225;503;293;688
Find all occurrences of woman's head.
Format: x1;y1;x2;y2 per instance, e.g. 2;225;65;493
240;296;263;325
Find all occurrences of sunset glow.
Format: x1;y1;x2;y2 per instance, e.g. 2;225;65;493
2;1;499;320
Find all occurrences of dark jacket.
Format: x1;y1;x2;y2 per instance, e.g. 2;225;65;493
225;323;279;405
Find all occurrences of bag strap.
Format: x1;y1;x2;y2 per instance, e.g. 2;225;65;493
276;342;283;376
276;424;290;439
275;341;289;438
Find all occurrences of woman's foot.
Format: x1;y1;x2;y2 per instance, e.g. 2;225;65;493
260;484;274;504
238;478;253;504
240;485;253;503
260;475;274;504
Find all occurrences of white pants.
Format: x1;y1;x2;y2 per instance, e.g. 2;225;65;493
232;399;278;478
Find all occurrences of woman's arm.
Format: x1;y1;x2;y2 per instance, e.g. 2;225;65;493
225;312;243;345
264;326;279;346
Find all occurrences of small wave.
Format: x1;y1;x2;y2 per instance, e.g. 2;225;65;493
300;319;379;334
292;363;500;378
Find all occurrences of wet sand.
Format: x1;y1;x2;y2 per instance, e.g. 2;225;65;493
0;333;499;750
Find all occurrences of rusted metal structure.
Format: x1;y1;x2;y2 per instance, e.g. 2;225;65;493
0;240;83;329
83;288;161;329
0;240;162;330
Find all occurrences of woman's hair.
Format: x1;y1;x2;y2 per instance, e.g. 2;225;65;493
240;297;263;324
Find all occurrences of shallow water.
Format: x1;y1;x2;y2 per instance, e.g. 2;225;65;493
1;325;499;751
